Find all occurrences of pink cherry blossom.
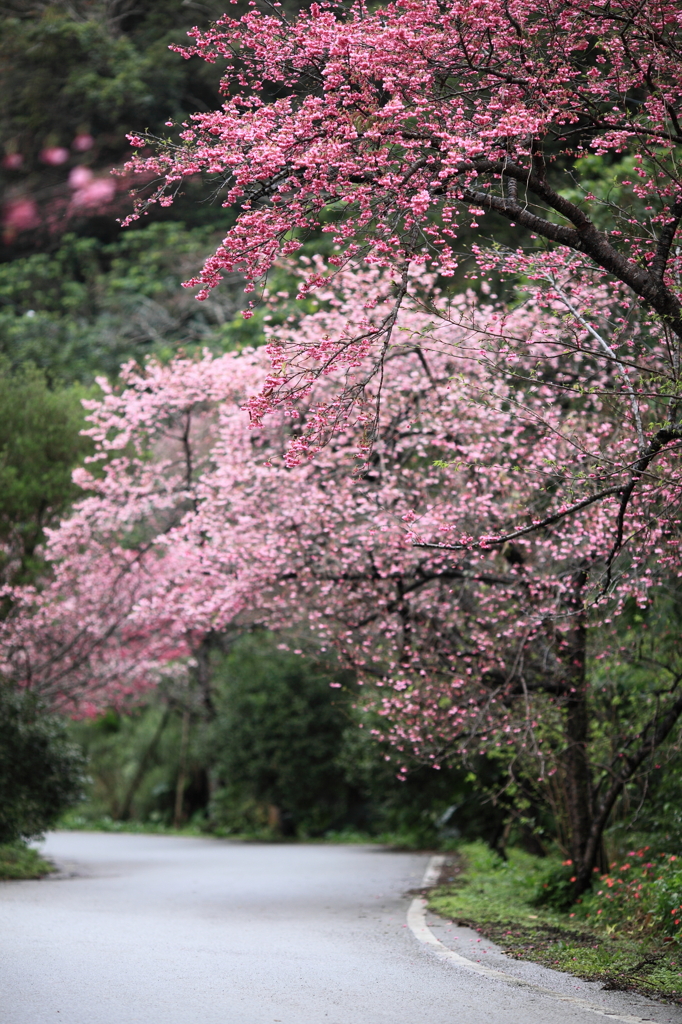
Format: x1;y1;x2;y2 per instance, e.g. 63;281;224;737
40;147;69;166
2;198;40;235
121;0;682;490
72;134;95;152
68;166;94;189
71;177;117;209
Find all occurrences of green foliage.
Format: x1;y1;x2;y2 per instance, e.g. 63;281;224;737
66;703;203;825
557;154;667;240
0;841;54;880
532;862;577;911
575;850;682;940
0;360;92;583
584;592;682;848
0;685;86;844
208;636;357;837
336;712;508;848
429;844;682;1002
59;810;204;836
616;758;682;853
0;221;355;385
65;636;501;846
0;225;245;382
0;1;229;173
431;842;554;926
2;13;158;160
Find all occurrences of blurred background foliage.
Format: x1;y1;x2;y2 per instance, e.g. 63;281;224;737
64;632;508;847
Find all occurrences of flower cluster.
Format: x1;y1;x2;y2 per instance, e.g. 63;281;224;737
577;851;682;939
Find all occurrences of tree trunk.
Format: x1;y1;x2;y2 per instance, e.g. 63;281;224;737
118;706;170;821
558;570;596;891
173;709;191;829
195;633;216;718
564;686;597;891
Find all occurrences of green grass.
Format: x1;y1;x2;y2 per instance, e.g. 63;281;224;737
58;811;207;837
0;842;54;880
58;812;436;847
429;843;682;1004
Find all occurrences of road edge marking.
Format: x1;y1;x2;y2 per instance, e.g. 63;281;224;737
408;857;653;1024
420;854;445;888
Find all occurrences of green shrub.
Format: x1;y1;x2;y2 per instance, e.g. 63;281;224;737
533;861;577;911
208;637;356;836
575;849;682;938
0;842;54;880
0;685;86;844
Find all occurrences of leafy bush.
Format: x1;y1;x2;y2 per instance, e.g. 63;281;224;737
575;849;682;938
0;226;240;383
0;685;86;843
0;360;92;584
335;715;509;848
533;861;578;911
208;637;357;837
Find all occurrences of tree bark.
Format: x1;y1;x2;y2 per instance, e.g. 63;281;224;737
118;706;170;821
562;646;594;870
173;709;191;829
558;570;595;885
194;633;216;718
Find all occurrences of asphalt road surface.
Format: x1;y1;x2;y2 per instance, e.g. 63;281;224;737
2;832;682;1024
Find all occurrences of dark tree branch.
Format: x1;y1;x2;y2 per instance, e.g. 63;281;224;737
415;485;625;553
651;194;682;280
578;680;682;890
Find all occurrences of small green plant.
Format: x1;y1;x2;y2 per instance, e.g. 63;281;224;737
0;842;54;880
533;861;577;911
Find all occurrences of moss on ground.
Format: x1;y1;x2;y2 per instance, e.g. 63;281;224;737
0;843;54;880
429;843;682;1004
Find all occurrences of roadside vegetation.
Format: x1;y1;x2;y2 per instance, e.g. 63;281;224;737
0;843;54;881
0;685;85;879
430;844;682;1004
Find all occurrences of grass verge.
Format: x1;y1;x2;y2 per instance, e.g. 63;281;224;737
58;812;207;837
0;842;54;880
429;843;682;1004
58;812;438;847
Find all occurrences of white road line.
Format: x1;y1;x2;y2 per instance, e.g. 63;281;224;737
408;856;654;1024
420;855;445;888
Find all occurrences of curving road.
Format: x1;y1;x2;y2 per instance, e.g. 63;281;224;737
1;832;681;1024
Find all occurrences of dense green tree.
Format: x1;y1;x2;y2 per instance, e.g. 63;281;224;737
1;0;227;251
0;360;92;583
1;0;311;257
207;636;357;836
0;684;85;843
0;224;245;381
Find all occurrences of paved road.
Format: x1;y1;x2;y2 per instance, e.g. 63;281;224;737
1;832;681;1024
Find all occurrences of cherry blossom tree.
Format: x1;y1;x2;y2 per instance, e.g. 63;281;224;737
117;0;682;882
0;351;268;715
3;264;681;891
125;0;682;442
